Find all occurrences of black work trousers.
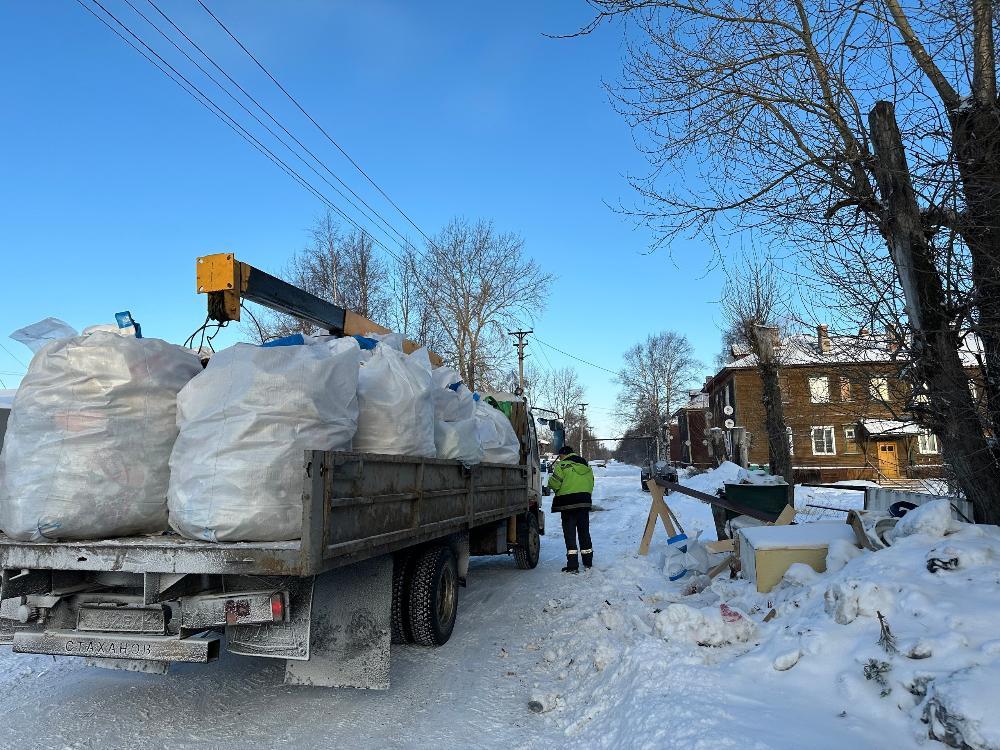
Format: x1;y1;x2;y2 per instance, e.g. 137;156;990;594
560;508;592;554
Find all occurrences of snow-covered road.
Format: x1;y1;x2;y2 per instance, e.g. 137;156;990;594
1;463;987;749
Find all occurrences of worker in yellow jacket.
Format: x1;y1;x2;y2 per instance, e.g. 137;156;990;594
547;445;595;573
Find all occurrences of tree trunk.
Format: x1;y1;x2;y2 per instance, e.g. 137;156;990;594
753;326;793;484
870;101;1000;525
951;103;1000;434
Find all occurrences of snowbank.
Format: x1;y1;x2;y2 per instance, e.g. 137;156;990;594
526;464;1000;749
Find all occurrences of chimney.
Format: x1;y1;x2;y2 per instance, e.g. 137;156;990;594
817;324;831;354
704;376;712;389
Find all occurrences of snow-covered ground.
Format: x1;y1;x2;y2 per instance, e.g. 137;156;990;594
1;462;996;749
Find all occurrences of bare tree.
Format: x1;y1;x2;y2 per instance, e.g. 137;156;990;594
616;331;702;460
414;218;553;391
247;212;390;342
721;258;794;482
533;365;587;434
569;0;1000;521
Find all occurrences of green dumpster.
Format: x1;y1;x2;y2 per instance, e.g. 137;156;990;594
723;483;792;522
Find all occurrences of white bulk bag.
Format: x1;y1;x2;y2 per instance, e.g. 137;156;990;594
0;333;201;541
475;400;521;465
430;367;481;463
435;418;484;464
167;337;360;542
354;345;436;457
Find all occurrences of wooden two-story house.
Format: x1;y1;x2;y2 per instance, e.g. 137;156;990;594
703;325;973;483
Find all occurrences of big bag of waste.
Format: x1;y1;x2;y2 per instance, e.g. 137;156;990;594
430;367;482;463
475;400;521;464
167;337;361;542
0;332;202;541
353;345;436;457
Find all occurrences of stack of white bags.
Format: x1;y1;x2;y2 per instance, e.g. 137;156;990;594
0;323;522;543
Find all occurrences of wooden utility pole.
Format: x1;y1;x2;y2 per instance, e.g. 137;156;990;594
508;330;532;396
577;403;588;460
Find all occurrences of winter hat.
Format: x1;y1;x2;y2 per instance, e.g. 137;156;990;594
557;445;575;455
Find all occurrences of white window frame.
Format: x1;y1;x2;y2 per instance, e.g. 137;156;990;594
918;430;940;455
786;426;794;456
809;375;830;403
810;425;836;455
869;377;889;402
969;380;978;401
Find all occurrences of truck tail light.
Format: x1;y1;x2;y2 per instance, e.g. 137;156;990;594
270;593;285;622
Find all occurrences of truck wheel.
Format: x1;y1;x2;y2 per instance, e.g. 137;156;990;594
513;513;540;570
408;545;458;647
391;552;415;644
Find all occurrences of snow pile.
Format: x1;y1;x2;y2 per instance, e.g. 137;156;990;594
525;464;1000;749
682;460;745;494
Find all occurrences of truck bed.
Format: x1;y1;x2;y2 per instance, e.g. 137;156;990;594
0;451;529;577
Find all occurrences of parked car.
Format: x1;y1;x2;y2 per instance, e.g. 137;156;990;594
640;460;678;491
589;459;607;469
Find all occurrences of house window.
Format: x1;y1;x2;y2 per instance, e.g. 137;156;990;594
786;426;794;456
869;377;890;402
843;425;859;454
840;378;852;402
811;426;836;455
918;430;940;454
809;376;830;403
914;382;930;404
970;380;978;401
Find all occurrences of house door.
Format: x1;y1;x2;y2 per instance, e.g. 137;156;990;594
877;442;901;478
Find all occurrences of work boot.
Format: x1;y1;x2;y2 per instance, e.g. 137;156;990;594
581;549;593;569
561;552;579;573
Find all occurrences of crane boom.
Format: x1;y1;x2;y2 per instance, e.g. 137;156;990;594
196;252;441;364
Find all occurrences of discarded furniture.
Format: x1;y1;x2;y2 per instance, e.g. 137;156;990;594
738;521;857;593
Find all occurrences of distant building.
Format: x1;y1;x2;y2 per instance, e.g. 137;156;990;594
703;325;979;484
670;390;712;468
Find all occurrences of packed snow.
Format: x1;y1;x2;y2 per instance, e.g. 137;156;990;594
1;462;996;749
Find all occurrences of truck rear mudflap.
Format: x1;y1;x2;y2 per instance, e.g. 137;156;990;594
12;629;221;663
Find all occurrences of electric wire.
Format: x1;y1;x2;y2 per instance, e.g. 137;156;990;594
77;0;413;273
531;335;619;375
141;0;415;251
0;341;28;370
197;0;436;247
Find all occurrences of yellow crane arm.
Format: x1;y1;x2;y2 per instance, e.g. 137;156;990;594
196;252;441;365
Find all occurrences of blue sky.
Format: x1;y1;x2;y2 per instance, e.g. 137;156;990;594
0;1;727;437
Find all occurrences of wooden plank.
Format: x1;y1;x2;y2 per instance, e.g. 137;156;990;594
706;539;735;554
343;310;444;367
660;481;780;522
638;480;683;555
773;505;797;526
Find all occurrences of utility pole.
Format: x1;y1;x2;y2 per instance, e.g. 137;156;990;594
577;403;588;460
508;330;532;396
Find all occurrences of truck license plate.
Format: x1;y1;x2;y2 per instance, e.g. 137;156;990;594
77;605;166;634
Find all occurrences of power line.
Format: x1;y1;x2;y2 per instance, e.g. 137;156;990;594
532;335;619;375
196;0;436;247
0;341;28;370
142;0;415;252
76;0;412;272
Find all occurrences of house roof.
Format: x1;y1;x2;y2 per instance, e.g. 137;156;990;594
722;332;982;370
671;390;709;418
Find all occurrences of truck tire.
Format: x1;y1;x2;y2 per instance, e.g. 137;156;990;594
408;545;458;647
513;512;540;570
391;552;415;645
